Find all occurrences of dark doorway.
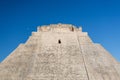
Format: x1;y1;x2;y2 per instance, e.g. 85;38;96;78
58;39;61;44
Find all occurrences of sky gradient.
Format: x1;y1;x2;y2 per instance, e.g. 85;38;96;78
0;0;120;62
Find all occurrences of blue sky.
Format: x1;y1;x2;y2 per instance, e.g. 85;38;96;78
0;0;120;62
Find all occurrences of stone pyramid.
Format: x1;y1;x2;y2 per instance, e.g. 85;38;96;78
0;24;120;80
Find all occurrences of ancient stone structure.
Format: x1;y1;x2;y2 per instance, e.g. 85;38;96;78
0;24;120;80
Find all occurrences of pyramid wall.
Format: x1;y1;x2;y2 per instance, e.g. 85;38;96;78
0;24;120;80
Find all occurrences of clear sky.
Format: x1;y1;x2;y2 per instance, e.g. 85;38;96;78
0;0;120;62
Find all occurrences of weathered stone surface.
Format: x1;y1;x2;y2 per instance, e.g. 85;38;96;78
0;24;120;80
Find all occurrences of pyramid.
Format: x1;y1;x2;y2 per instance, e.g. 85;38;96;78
0;24;120;80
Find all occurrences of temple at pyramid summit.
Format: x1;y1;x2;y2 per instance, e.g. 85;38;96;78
0;24;120;80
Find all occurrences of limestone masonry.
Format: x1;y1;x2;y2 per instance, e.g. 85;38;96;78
0;24;120;80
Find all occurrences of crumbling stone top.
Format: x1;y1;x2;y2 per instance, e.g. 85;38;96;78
37;23;82;32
